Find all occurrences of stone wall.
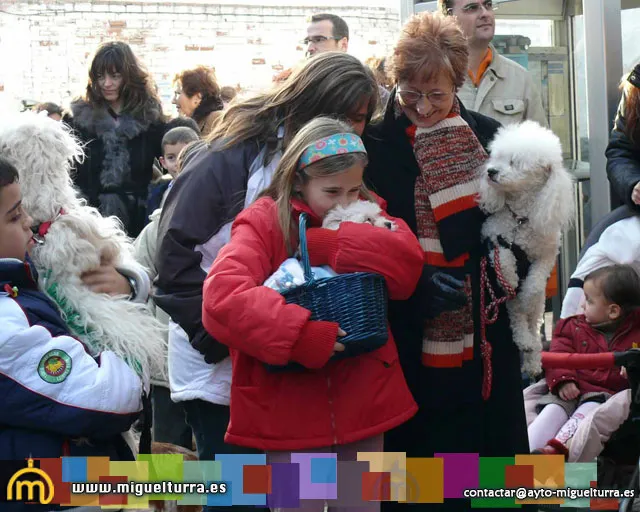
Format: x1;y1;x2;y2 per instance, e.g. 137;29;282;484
0;0;399;114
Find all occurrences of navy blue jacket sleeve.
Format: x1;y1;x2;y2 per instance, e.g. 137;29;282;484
1;295;142;439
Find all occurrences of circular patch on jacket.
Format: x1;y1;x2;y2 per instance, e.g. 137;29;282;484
38;350;72;384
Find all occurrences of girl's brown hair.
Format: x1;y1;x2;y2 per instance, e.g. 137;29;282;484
261;117;372;252
206;52;378;152
387;11;468;89
85;41;162;119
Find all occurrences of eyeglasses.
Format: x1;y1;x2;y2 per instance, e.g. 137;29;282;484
301;35;341;45
396;87;455;106
448;0;496;15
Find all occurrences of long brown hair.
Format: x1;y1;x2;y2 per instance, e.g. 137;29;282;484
622;79;640;145
206;52;378;151
261;117;372;252
85;41;162;118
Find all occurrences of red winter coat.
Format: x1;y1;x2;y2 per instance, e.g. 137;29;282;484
202;196;423;451
546;311;640;395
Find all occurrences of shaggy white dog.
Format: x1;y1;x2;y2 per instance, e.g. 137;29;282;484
478;120;574;376
0;112;166;385
322;199;397;231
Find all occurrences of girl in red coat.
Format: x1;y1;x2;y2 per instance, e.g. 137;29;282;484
202;117;423;511
528;264;640;457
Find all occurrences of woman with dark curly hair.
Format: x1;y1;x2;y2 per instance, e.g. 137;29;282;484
65;41;166;237
173;66;224;136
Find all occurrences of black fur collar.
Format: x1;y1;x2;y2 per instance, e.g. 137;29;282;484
69;98;163;139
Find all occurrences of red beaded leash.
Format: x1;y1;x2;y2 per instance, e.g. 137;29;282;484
479;244;517;400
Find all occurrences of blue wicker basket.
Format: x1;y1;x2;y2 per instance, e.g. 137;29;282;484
266;213;389;372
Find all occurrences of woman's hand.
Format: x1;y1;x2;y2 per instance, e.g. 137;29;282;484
81;264;132;296
334;327;347;353
421;269;467;319
621;366;628;378
632;182;640;205
558;381;580;401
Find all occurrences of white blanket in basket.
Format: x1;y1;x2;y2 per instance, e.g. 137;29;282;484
264;258;337;293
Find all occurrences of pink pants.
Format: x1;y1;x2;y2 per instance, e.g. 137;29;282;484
267;434;384;512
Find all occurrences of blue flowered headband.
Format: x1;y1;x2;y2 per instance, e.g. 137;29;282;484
298;133;367;171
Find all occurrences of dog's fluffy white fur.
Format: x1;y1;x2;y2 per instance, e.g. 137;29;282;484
0;112;166;384
478;121;574;376
322;200;396;231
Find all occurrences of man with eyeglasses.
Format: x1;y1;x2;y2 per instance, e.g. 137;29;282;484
439;0;547;127
302;13;389;108
270;14;347;86
303;13;349;57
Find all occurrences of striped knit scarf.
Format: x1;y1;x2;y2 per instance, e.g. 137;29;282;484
405;98;489;368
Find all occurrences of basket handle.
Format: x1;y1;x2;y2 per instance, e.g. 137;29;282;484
298;213;314;284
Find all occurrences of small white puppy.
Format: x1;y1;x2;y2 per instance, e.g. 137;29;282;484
322;200;397;231
265;201;394;292
478;121;574;376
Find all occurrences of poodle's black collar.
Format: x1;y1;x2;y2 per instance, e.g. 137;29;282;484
506;205;528;226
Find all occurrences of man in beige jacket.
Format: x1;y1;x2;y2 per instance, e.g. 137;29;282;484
439;0;547;127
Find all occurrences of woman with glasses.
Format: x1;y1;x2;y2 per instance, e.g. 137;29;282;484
173;66;224;136
363;13;529;510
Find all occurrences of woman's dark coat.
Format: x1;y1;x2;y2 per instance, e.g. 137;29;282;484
65;99;166;237
363;91;530;471
606;91;640;212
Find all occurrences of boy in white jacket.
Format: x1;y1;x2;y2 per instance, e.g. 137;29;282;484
0;156;144;511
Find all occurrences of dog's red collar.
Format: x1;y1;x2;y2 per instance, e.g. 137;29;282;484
32;208;67;242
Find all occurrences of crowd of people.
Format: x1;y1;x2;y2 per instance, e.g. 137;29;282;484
4;1;640;511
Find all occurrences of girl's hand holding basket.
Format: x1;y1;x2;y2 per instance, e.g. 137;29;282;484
334;328;347;353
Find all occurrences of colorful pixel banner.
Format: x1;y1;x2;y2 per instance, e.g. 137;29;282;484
0;453;625;510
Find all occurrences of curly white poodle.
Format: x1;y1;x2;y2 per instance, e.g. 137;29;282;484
478;120;575;376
